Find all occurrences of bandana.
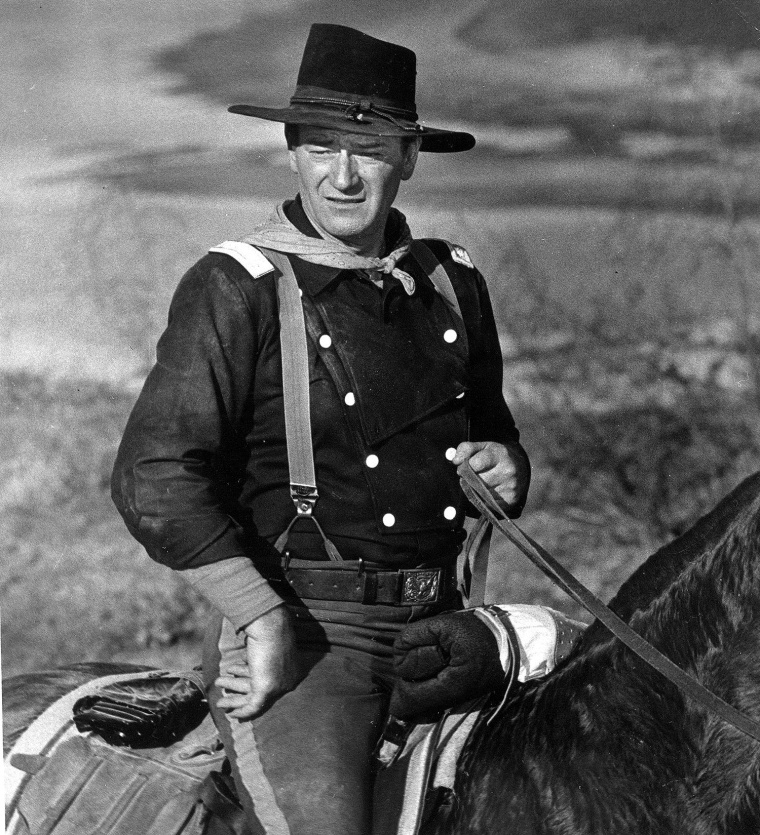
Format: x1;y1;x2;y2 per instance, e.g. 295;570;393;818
243;203;416;295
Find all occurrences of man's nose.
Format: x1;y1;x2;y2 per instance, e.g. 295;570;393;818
329;150;358;191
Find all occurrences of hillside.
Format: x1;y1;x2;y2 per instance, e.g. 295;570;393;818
156;0;760;139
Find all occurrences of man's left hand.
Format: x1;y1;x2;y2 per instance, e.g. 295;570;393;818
452;441;530;513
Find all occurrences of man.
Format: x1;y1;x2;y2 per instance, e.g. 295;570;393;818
112;23;530;835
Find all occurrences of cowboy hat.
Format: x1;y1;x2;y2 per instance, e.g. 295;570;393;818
228;23;475;153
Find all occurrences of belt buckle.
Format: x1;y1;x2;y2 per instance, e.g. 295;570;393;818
399;569;441;604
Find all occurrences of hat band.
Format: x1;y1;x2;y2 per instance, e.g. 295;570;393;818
290;84;420;130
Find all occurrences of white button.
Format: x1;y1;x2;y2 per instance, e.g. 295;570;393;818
299;288;303;297
365;454;379;468
345;392;356;406
444;506;457;520
456;392;465;399
382;513;396;527
443;329;458;343
319;334;332;348
445;447;457;461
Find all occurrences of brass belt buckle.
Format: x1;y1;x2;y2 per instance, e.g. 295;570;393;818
399;569;441;604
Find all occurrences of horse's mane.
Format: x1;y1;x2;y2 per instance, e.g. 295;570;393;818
3;662;151;755
582;469;760;644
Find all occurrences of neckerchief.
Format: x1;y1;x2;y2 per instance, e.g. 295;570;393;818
243;203;416;295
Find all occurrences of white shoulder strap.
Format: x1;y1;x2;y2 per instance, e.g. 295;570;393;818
209;241;275;278
409;240;462;320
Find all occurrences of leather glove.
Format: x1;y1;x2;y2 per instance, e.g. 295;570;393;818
73;672;208;747
390;611;507;720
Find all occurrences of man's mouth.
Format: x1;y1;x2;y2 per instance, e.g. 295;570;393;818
324;196;364;205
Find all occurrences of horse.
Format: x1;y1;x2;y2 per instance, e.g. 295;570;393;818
4;471;760;834
425;468;760;834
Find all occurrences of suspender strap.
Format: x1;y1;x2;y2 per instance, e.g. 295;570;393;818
259;249;319;517
412;240;490;602
259;249;342;561
461;515;492;609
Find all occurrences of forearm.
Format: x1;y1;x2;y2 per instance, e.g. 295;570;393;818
182;557;284;632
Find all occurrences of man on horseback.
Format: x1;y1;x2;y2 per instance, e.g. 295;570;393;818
112;23;530;835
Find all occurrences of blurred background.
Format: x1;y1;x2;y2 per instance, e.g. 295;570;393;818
3;0;760;678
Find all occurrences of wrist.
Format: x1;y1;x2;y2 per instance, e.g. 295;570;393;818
243;604;290;638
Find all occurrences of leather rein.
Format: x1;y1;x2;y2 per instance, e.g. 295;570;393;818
458;462;760;744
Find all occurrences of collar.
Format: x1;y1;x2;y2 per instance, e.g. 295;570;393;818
283;197;342;295
283;196;413;298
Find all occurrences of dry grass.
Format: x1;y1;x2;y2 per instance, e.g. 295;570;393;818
0;373;210;677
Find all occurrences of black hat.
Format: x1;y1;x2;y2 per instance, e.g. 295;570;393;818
228;24;475;153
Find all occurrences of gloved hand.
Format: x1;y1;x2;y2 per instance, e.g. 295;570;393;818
73;672;208;747
389;611;507;720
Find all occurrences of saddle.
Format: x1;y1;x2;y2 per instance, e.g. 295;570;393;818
4;670;242;835
4;667;477;835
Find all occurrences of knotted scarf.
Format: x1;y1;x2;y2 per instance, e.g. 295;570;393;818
242;203;416;295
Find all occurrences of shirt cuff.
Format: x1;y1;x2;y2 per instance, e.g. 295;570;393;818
484;604;586;681
182;557;284;631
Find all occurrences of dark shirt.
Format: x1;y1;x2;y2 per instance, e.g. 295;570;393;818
111;199;520;581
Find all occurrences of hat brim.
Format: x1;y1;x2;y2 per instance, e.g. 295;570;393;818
228;104;475;153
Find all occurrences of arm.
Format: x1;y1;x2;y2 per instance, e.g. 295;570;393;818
390;606;586;719
112;257;299;714
453;258;531;515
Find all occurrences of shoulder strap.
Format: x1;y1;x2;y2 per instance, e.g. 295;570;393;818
409;240;462;319
208;241;275;278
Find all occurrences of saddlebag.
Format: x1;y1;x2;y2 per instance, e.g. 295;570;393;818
4;670;251;835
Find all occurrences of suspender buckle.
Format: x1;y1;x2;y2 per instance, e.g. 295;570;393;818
291;483;318;516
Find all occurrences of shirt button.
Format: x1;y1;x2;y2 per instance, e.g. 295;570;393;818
319;334;332;348
445;447;457;461
382;513;396;527
456;392;465;399
443;329;457;343
345;392;356;406
444;506;457;520
365;454;379;468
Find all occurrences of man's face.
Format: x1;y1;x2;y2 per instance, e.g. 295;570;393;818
288;126;420;254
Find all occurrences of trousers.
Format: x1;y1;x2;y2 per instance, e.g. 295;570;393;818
203;609;401;835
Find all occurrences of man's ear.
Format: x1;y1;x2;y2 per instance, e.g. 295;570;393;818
288;148;299;174
400;138;421;181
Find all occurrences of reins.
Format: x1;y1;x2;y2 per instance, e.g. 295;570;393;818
458;462;760;744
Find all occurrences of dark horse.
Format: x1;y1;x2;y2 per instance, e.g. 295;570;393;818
429;469;760;834
5;471;760;834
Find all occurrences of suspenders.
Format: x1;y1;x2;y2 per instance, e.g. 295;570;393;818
261;242;468;563
212;239;489;603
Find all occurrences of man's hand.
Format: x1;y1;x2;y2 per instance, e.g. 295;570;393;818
452;440;530;513
215;605;301;720
390;611;505;719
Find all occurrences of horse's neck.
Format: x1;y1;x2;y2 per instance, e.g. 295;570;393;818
448;473;760;835
583;470;760;669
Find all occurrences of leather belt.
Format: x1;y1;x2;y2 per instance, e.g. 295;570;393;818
269;564;456;606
